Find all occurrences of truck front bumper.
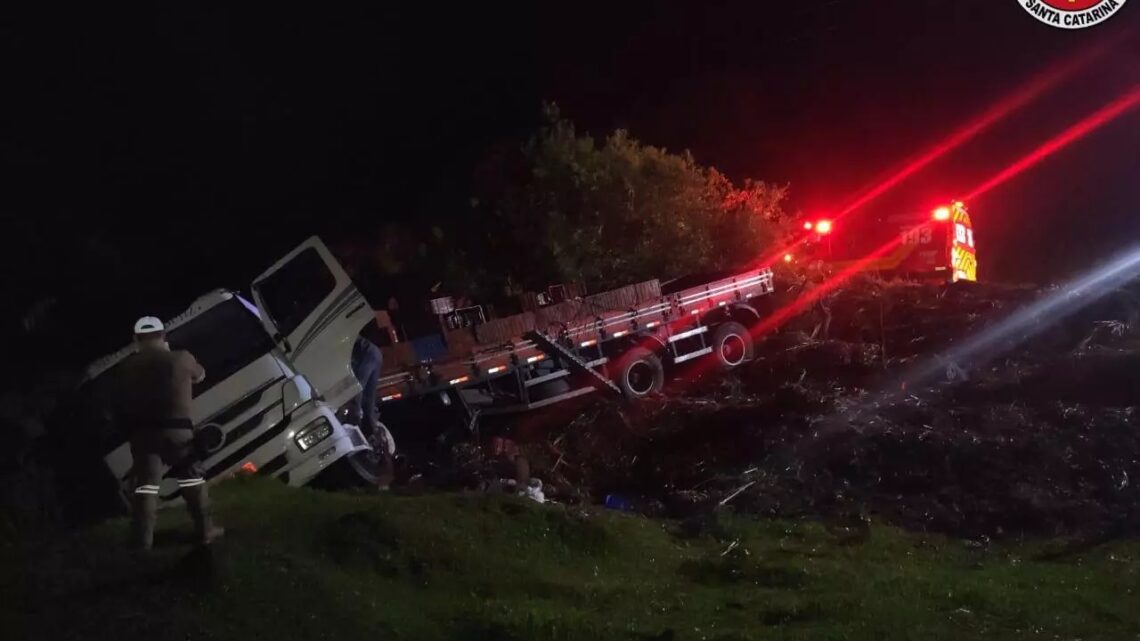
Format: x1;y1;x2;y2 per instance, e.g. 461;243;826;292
273;403;371;487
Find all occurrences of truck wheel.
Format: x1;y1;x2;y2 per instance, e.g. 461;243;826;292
312;429;386;490
344;449;385;486
711;321;754;370
313;448;391;490
614;347;664;399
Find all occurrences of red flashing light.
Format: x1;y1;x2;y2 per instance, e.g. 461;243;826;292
933;207;952;221
783;253;794;263
815;220;833;235
803;221;814;231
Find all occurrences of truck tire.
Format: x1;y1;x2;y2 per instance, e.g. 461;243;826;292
614;347;665;399
315;448;390;490
344;449;386;486
315;422;394;489
710;321;754;370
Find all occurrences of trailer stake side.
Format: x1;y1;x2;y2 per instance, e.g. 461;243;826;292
375;267;776;417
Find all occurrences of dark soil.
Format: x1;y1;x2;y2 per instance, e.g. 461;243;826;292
449;279;1140;539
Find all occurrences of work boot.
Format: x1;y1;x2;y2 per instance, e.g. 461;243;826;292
181;484;225;545
131;493;158;551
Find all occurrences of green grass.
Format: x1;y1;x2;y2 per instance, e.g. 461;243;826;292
3;478;1139;640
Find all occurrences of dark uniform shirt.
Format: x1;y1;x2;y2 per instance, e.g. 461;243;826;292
118;344;205;426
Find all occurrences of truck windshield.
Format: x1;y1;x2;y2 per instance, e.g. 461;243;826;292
167;299;276;397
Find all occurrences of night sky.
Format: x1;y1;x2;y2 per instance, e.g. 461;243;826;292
5;1;1139;369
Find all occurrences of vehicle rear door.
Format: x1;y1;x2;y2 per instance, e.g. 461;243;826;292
251;237;372;409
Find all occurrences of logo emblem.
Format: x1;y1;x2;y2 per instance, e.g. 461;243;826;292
1018;0;1127;28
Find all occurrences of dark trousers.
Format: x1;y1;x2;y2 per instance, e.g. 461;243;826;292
128;422;213;548
130;424;205;492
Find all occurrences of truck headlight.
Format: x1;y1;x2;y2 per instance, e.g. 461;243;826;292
294;418;333;452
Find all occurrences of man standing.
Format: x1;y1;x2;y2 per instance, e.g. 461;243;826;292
350;335;382;437
119;316;223;550
350;334;395;488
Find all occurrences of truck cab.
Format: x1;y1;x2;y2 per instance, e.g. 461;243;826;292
80;237;376;505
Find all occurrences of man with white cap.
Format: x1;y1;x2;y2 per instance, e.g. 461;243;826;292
118;316;223;549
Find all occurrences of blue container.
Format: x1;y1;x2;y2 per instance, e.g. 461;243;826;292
604;494;633;511
411;334;447;362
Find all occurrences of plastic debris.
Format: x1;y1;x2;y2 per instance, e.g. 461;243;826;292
524;478;546;504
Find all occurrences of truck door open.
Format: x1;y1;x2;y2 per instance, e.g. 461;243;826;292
251;237;373;410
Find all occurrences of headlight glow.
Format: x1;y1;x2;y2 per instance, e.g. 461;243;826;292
295;419;333;452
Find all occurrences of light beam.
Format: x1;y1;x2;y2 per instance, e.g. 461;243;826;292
900;243;1140;390
745;43;1116;273
965;87;1140;201
834;40;1116;220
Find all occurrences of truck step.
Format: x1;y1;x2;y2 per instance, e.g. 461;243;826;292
524;330;622;396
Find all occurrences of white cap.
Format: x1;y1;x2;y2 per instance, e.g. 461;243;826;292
133;316;165;335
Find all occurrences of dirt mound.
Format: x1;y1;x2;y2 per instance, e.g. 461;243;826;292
488;279;1140;539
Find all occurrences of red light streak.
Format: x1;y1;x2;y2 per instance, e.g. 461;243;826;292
749;233;908;342
668;227;934;388
746;44;1113;273
965;87;1140;201
680;234;912;381
833;41;1115;220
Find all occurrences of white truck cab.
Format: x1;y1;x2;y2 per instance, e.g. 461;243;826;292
81;237;376;505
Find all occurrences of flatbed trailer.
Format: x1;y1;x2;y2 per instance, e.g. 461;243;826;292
373;267;777;418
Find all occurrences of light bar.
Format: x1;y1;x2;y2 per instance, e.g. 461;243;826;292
580;338;598;347
526;354;545;363
380;393;403;402
691;310;700;315
487;365;506;375
646;321;659;328
612;330;627;338
448;375;470;386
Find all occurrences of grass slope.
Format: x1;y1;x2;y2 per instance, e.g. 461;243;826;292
3;478;1138;641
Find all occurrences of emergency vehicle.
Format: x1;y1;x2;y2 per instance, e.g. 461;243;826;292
797;201;978;282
